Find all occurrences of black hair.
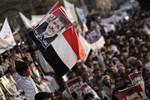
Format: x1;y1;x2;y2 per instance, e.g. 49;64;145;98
125;89;141;100
15;61;29;76
93;68;101;73
35;92;51;100
83;93;94;100
72;92;78;99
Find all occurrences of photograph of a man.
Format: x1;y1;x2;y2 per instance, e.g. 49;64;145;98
34;10;71;48
125;89;144;100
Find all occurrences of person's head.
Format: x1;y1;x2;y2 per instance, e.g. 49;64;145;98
86;61;93;68
102;75;112;86
115;75;124;86
127;56;137;67
15;61;31;77
45;14;65;36
110;65;118;74
118;65;125;74
67;71;76;79
125;89;143;100
93;68;102;78
35;92;51;100
81;69;91;83
83;93;94;100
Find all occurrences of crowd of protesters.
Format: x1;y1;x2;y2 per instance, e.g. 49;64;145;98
0;7;150;100
0;45;60;100
62;8;150;100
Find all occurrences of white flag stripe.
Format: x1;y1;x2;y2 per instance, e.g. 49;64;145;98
52;35;77;69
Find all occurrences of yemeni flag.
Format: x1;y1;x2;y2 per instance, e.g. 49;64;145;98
29;2;86;77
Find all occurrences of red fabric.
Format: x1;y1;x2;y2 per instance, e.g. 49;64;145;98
63;27;86;60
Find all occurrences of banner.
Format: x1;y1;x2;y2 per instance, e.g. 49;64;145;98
128;71;145;91
86;29;101;44
29;2;85;77
66;79;100;100
66;77;83;99
91;36;105;51
76;7;87;24
117;84;148;100
63;0;78;23
128;71;144;85
0;18;16;54
0;74;21;96
103;23;116;33
80;83;100;99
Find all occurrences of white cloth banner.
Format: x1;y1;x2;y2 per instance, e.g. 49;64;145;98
63;0;78;23
0;18;16;54
76;7;87;24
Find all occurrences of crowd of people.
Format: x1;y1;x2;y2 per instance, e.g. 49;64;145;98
0;45;60;100
0;6;150;100
62;8;150;100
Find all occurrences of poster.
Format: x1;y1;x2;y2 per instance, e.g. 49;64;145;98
86;29;100;44
33;8;72;49
80;83;100;99
117;84;148;100
128;71;144;85
0;74;20;96
66;77;83;100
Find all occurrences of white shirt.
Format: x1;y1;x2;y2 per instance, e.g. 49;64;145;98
12;73;39;100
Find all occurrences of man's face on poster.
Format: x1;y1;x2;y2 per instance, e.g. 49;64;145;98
45;16;64;36
126;92;143;100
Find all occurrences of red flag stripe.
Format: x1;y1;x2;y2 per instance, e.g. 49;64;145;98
63;27;86;60
49;2;61;13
